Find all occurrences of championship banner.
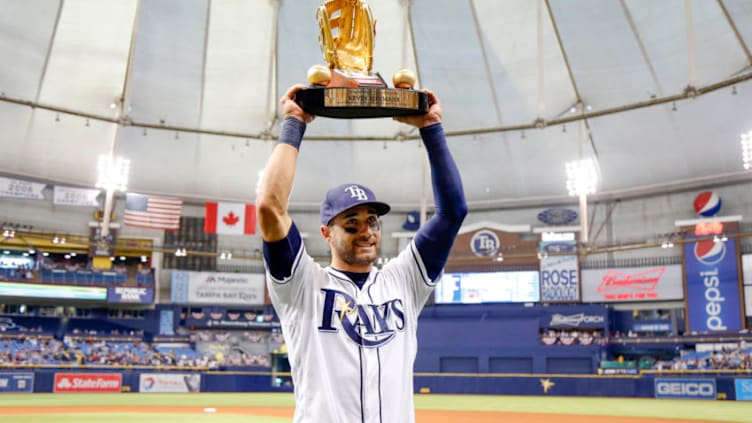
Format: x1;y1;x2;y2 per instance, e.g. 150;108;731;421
0;176;45;200
539;238;578;302
107;286;154;304
53;186;100;207
684;236;742;332
53;373;122;393
0;372;33;393
171;271;265;305
139;373;201;393
581;265;683;302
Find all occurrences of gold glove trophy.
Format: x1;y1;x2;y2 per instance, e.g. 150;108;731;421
295;0;428;118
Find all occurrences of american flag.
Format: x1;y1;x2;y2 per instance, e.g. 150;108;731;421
124;193;182;230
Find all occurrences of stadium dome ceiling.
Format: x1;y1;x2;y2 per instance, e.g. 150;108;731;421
1;0;751;212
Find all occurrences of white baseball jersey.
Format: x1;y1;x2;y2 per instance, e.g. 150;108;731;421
266;240;436;423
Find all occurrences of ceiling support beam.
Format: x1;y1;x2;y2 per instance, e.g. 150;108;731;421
717;0;752;70
544;0;599;163
1;71;750;142
469;0;503;126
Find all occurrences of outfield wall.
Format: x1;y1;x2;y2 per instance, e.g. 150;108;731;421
1;369;749;400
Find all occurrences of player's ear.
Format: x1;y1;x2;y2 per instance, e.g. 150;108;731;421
320;224;331;240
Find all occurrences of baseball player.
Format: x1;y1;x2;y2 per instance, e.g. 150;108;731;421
257;84;467;423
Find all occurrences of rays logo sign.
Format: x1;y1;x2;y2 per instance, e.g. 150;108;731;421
470;230;500;257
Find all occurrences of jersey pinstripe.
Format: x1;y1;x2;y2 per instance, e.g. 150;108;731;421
266;239;436;423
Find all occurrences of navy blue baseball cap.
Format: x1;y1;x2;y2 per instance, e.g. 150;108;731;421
320;183;391;225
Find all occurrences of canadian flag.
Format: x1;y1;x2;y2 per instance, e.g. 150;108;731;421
204;202;256;235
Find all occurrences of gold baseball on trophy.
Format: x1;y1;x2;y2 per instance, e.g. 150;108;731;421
392;68;417;89
307;64;332;86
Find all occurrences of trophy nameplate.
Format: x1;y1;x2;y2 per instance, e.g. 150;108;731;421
295;0;428;119
296;87;428;119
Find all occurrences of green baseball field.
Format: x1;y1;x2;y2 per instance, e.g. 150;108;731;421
0;393;751;422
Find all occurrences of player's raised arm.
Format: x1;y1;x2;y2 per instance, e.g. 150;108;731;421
257;85;315;242
396;89;468;280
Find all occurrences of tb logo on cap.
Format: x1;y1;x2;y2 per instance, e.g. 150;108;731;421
345;185;369;200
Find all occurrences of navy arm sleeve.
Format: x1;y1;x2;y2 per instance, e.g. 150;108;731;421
414;123;468;281
263;222;303;280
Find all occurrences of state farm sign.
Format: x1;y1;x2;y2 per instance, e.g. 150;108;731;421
54;373;122;393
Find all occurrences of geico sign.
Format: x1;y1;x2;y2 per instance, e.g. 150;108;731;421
656;381;714;397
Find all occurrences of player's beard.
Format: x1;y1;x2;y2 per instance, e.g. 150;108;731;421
333;234;380;267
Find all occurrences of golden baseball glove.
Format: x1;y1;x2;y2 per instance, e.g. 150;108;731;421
317;0;375;73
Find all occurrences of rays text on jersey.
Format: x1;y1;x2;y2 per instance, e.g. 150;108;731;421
318;288;405;347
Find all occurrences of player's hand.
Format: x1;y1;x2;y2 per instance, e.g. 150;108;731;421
393;89;442;128
281;85;315;124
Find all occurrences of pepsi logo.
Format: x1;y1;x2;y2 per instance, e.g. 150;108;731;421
142;377;156;390
694;239;726;265
694;191;721;217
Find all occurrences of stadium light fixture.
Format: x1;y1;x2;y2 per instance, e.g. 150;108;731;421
741;130;752;170
96;154;130;192
565;159;598;197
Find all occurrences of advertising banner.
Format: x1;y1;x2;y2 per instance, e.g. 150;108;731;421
746;286;752;317
735;378;752;401
743;254;752;286
0;282;106;301
547;312;605;328
581;265;683;302
539;238;578;302
107;286;154;304
654;378;716;400
185;307;279;329
435;271;540;303
53;186;100;207
139;373;201;393
632;322;671;332
53;373;122;393
171;271;265;305
0;372;33;393
684;237;742;332
0;176;45;200
539;305;606;329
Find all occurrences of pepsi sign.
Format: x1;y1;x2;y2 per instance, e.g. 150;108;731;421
694;238;726;265
684;236;742;332
694;191;721;217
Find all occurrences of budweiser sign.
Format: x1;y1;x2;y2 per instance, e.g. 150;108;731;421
598;267;665;292
582;265;684;303
596;267;664;300
53;373;122;393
